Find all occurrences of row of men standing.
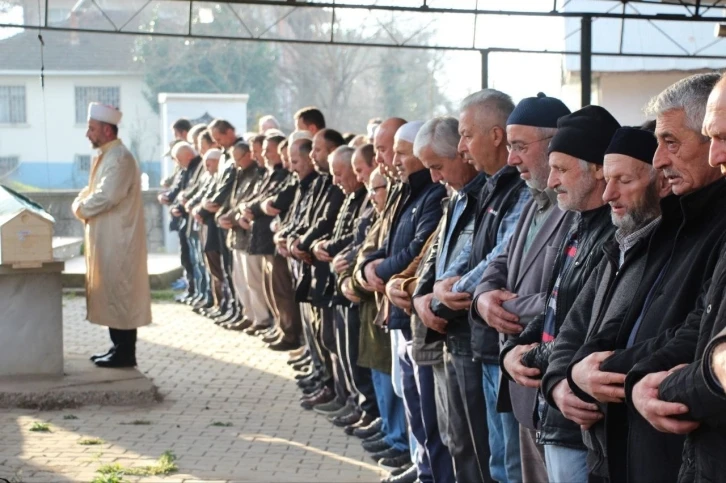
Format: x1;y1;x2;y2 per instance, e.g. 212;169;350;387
162;72;726;483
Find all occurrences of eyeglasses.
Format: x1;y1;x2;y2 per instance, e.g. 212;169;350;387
368;185;387;196
506;136;553;154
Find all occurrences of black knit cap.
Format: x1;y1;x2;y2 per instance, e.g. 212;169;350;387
604;127;657;165
548;105;621;165
506;92;571;128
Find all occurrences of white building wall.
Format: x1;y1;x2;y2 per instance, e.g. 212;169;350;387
0;72;159;167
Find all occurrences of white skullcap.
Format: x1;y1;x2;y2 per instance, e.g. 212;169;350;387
204;148;223;160
88;102;122;125
264;128;285;138
394;121;425;144
289;130;313;143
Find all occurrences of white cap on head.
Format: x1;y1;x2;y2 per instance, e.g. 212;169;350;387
289;130;313;143
204;148;223;160
87;102;122;125
394;121;425;144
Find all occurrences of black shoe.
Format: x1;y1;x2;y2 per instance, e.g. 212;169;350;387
175;292;192;303
215;312;238;325
90;346;115;362
332;410;361;428
297;375;320;389
245;325;269;336
226;318;253;331
292;360;311;372
362;438;390;454
381;463;416;483
262;331;282;344
94;351;136;368
206;309;224;319
363;431;387;444
193;301;213;310
372;447;408;465
294;369;315;381
355;417;384;439
301;383;323;396
269;340;301;352
287;351;311;366
345;412;376;435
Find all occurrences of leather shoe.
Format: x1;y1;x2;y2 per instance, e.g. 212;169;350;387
332;410;361;428
363;431;386;443
262;331;282;344
372;447;408;464
345;412;376;435
354;417;383;439
301;383;323;396
294;369;315;380
90;346;115;362
381;463;416;483
226;318;253;331
378;451;413;471
269;340;301;352
287;351;310;365
362;438;391;453
245;325;268;336
313;399;345;416
292;360;311;372
300;386;334;410
297;375;320;389
94;352;136;368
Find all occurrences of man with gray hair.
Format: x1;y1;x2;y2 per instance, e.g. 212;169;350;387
417;90;531;483
469;92;572;483
560;72;726;483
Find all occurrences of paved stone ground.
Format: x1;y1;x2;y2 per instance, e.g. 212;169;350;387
0;296;388;483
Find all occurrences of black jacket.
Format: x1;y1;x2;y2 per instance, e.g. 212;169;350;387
499;203;615;448
541;215;658;480
326;186;369;306
221;164;263;251
467;166;529;361
296;173;346;307
365;168;446;336
413;172;488;356
576;179;726;483
243;164;293;255
279;171;320;302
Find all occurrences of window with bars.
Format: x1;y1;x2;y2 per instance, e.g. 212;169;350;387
0;86;27;124
0;156;19;177
75;86;120;124
74;154;91;172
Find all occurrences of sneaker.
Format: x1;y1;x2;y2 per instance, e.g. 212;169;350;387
354;417;383;439
363;431;386;443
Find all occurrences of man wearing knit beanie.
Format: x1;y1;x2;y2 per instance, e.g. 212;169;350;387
485;103;620;483
472;92;575;483
545;124;670;483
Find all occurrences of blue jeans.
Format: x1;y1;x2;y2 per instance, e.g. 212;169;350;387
371;369;409;452
482;363;522;483
544;444;588;483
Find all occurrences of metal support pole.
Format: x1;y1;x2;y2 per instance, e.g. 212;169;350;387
581;15;592;107
481;49;489;89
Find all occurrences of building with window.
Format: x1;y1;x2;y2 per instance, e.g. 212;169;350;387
0;10;160;190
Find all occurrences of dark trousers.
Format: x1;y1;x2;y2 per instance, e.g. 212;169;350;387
204;249;224;308
218;228;236;313
264;255;302;344
445;352;494;483
109;328;137;359
321;306;347;403
178;229;195;295
336;305;378;417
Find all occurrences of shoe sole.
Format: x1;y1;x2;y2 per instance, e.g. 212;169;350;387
377;461;410;472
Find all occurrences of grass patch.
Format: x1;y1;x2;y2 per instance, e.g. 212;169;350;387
120;419;151;425
210;421;232;427
79;438;105;446
95;451;177;478
150;290;177;302
63;414;79;420
29;422;51;432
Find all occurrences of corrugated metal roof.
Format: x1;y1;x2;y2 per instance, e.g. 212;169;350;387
565;0;726;72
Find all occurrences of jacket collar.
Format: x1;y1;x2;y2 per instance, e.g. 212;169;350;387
351;184;367;202
673;177;726;223
575;203;612;234
300;170;318;189
188;155;202;171
406;168;435;195
461;172;488;198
